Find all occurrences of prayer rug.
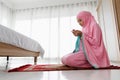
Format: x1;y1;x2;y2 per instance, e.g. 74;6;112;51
8;64;120;72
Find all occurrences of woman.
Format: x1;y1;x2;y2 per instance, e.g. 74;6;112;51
61;11;110;68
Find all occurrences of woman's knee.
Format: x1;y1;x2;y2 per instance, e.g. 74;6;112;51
61;55;74;66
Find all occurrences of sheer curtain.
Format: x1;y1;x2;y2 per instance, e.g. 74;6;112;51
97;0;120;62
13;1;97;63
0;1;13;28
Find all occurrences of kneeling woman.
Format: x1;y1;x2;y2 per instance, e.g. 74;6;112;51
61;11;110;68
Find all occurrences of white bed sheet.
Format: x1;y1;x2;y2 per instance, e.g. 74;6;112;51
0;24;44;57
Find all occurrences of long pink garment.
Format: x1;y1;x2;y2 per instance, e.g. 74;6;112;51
61;40;92;68
61;11;110;68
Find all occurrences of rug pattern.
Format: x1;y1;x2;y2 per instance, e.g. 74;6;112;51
8;64;120;72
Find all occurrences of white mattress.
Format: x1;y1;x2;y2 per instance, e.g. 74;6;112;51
0;24;44;57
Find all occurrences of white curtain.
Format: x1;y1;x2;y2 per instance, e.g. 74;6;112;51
97;0;120;62
13;1;97;62
0;1;13;28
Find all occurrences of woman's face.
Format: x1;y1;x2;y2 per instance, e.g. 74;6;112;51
77;18;84;27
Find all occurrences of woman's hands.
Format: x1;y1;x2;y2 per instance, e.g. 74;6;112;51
72;29;82;37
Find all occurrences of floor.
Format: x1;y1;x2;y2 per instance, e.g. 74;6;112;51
0;57;120;80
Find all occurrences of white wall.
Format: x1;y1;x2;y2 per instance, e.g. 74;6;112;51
0;0;13;8
0;0;13;28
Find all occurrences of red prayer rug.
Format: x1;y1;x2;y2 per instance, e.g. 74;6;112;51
8;64;120;72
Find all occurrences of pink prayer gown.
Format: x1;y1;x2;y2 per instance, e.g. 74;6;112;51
61;11;110;68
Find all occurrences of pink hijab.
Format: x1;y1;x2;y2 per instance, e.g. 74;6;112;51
77;11;110;68
77;11;97;37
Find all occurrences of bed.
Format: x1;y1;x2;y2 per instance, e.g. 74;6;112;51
0;24;44;64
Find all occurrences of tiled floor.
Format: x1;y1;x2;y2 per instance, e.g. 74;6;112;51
1;69;120;80
0;57;120;80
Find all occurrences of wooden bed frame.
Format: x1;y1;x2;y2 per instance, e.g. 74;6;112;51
0;42;40;65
